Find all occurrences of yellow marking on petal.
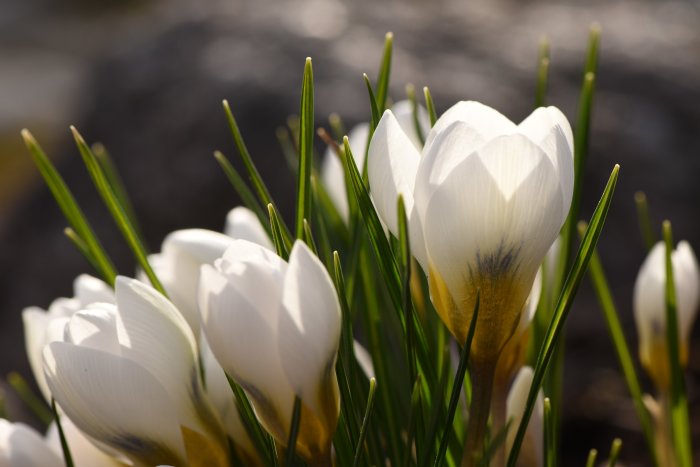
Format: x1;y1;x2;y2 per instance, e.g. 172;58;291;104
640;335;689;393
181;425;229;467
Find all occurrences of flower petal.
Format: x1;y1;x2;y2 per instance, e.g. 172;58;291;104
224;207;274;251
278;242;341;419
518;106;574;212
506;367;543;467
46;418;124;466
43;342;187;465
391;99;430;150
423;101;516;154
73;274;115;306
0;419;63;466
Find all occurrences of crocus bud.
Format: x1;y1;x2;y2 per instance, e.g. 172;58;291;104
199;240;341;464
506;367;543;467
369;101;573;367
23;274;114;402
43;277;228;466
0;419;62;466
633;241;700;389
322;100;430;223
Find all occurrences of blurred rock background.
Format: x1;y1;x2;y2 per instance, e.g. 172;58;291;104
1;0;699;464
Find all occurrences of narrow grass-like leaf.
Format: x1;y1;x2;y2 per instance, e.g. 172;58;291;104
634;191;656;251
7;372;52;426
375;32;393;113
398;195;417;385
332;252;361;450
580;221;658;465
226;375;279;466
277;127;299;174
222;100;273;207
423;87;437;127
478;419;512;467
543;398;554;467
585;24;602;75
92;142;144;243
328;113;345;141
406;84;426;146
607;439;622;467
507;164;619;467
534;37;550;108
296;58;314;240
353;378;378;467
268;203;291;260
432;291;480;467
213;150;268;228
403;375;424;467
585;449;598;467
662;221;693;467
71;127;166;296
363;74;381;131
51;399;74;467
302;219;319;255
285;397;302;466
22;130;117;285
64;227;102;276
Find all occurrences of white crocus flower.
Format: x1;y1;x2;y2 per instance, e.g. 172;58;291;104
368;101;574;367
199;240;341;464
23;274;114;402
46;417;125;466
506;367;544;467
0;419;63;466
633;241;700;389
42;276;228;466
322;100;430;222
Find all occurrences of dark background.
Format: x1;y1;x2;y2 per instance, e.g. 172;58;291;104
1;0;699;464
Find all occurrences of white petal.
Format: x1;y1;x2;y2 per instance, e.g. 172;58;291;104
352;340;375;379
43;343;187;464
420;134;564;307
22;308;54;401
200;333;255;458
518;106;574;213
278;242;341;418
518;269;542;334
46;418;123;466
155;229;236;334
391;99;431;150
506;367;543;466
673;241;700;340
113;277;200;414
65;305;121;356
224;206;274;251
423;101;516;154
73;274;115;306
321;123;370;223
0;419;63;467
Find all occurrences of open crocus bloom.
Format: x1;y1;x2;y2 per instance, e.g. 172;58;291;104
0;419;63;466
23;274;114;402
42;277;228;466
633;240;700;389
322;100;430;222
368;101;573;365
199;240;341;464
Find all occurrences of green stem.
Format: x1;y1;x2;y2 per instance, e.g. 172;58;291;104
462;361;496;467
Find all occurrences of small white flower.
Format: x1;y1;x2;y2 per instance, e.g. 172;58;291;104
199;240;341;463
633;241;700;388
0;419;63;467
42;277;227;466
23;274;114;402
368;101;573;365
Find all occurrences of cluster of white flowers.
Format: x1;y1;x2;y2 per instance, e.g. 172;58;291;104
4;99;698;467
